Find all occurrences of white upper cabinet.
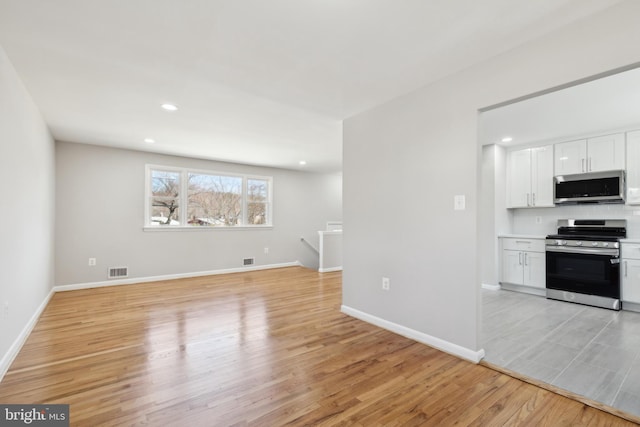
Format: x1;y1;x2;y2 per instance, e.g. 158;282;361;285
627;130;640;205
588;133;625;172
507;146;553;208
506;149;531;208
531;146;554;207
554;134;625;175
554;139;586;175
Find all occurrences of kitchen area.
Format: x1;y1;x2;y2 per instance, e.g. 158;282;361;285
479;66;640;419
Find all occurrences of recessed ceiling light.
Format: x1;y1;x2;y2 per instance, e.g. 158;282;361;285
501;136;513;143
299;160;307;166
144;138;155;144
161;103;178;111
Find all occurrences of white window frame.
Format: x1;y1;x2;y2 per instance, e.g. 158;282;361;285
144;164;273;231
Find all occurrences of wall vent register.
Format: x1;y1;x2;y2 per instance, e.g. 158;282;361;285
108;266;129;279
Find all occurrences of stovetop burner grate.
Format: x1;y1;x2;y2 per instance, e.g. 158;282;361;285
546;219;626;241
545;234;621;242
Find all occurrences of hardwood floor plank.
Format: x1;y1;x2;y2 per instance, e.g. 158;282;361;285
0;267;637;426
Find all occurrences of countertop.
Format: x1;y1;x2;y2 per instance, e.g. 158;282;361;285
498;234;546;239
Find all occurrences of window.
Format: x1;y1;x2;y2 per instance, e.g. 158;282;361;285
146;165;272;228
247;178;269;225
150;170;181;225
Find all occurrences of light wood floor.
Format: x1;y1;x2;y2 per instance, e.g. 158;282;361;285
0;267;637;426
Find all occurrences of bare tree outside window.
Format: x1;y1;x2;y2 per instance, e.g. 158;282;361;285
247;178;269;225
187;174;242;226
150;170;180;225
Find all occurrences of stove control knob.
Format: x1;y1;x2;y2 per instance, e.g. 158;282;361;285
556;240;562;246
603;242;610;247
592;242;599;247
576;241;583;246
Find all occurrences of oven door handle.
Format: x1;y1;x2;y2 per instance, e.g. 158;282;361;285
546;246;619;256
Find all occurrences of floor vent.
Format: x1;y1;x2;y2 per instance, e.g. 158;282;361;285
243;257;255;266
108;267;129;279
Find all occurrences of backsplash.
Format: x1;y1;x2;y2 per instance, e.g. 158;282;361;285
512;204;640;238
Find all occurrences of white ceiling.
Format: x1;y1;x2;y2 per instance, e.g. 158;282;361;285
480;65;640;147
0;0;626;172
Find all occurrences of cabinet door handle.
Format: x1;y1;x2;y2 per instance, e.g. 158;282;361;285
519;252;522;265
532;193;536;206
581;158;585;172
625;260;628;278
524;253;528;266
589;157;592;171
527;193;530;207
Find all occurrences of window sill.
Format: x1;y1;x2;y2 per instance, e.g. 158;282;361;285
143;225;273;232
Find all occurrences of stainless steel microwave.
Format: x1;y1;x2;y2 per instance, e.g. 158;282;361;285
554;170;625;205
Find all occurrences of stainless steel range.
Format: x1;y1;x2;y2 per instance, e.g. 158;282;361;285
545;219;626;310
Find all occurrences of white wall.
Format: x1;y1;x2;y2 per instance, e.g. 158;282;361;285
342;1;640;355
55;141;342;286
480;145;511;287
0;46;55;369
319;231;342;272
512;204;640;238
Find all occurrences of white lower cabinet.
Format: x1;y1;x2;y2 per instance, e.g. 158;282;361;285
500;237;546;291
622;243;640;307
523;251;545;288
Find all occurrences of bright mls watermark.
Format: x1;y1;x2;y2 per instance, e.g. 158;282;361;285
1;405;69;426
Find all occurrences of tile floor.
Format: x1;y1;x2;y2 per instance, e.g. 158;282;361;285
481;288;640;418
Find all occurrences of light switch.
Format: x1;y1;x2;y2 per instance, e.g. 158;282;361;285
454;195;465;210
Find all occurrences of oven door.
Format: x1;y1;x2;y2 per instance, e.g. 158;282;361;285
545;247;620;299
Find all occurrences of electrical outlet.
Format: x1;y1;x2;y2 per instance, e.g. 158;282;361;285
382;277;390;291
535;216;542;224
88;258;97;266
264;247;269;254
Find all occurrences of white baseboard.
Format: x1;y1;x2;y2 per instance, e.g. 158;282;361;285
0;289;55;382
318;266;342;273
341;305;485;364
54;261;302;292
622;301;640;313
481;283;501;291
